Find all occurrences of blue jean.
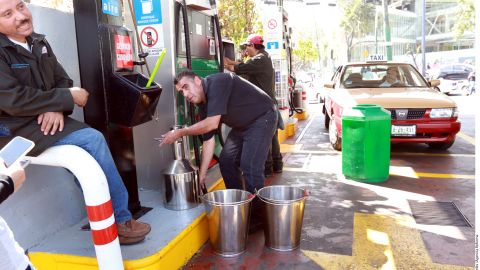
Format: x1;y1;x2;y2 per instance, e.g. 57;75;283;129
53;128;132;223
219;109;277;193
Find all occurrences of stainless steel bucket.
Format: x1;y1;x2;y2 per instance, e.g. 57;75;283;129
202;189;254;257
162;125;200;210
257;185;308;251
163;160;200;210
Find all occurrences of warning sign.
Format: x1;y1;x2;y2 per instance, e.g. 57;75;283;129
267;19;277;30
263;9;283;59
140;26;158;47
133;0;164;56
114;34;133;69
137;25;164;56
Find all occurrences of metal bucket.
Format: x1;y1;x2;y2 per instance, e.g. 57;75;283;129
163;162;200;210
257;185;308;251
162;125;200;210
202;189;255;257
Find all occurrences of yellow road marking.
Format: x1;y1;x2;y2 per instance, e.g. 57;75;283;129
280;143;303;153
280;147;474;158
284;166;475;180
391;152;475;158
457;132;475;145
389;166;475;179
303;213;473;270
414;172;474;179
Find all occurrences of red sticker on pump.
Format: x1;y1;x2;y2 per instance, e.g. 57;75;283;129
114;34;133;69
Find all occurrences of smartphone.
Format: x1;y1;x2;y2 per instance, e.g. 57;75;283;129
0;136;35;168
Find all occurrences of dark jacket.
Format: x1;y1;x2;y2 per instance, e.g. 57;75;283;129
234;49;275;100
0;174;13;204
0;33;87;156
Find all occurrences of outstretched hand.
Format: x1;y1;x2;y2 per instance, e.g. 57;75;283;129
158;129;181;146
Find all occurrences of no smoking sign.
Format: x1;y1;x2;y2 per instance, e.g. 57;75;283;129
268;19;277;29
140;26;158;48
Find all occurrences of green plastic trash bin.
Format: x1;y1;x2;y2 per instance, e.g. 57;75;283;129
342;104;391;182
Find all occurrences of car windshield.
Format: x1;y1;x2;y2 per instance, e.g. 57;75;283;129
340;64;429;89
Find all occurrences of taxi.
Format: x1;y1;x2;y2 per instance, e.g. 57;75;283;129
323;58;461;151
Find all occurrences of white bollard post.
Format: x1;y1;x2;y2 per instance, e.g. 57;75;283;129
28;145;124;270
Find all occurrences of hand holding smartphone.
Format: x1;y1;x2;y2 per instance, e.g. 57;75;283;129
0;136;35;169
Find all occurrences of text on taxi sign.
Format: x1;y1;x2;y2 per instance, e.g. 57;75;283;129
368;54;385;61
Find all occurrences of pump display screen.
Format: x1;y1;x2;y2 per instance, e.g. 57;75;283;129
114;34;134;70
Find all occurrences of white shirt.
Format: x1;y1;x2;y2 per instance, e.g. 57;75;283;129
0;216;30;270
8;38;31;53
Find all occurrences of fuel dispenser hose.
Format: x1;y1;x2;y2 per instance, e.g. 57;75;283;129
179;0;202;166
288;81;303;117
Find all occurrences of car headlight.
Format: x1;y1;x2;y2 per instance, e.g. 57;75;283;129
430;108;457;118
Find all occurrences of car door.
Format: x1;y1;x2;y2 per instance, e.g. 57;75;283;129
325;66;343;115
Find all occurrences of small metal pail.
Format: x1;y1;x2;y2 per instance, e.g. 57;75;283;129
202;189;255;257
257;185;308;251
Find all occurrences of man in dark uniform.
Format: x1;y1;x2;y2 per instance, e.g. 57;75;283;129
224;34;283;177
0;0;150;244
160;71;277;231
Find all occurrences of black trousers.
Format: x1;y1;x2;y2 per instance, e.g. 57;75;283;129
265;129;283;172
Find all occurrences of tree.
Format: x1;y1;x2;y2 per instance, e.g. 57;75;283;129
453;0;475;40
292;38;319;72
338;0;375;61
217;0;262;46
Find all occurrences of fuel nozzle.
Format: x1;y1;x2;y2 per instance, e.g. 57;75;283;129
133;52;149;66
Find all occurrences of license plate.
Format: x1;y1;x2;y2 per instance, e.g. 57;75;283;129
391;125;416;136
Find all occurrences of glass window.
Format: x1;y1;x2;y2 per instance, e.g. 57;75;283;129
340;64;428;89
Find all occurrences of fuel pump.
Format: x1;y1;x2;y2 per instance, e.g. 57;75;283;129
173;0;225;167
73;0;162;214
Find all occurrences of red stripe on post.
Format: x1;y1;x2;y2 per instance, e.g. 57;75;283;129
86;200;114;222
92;223;118;246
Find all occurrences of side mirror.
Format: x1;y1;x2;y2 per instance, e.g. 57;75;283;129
324;81;335;88
429;79;440;87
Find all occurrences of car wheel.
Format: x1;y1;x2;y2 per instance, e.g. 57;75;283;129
428;140;455;150
329;115;342;151
324;108;330;129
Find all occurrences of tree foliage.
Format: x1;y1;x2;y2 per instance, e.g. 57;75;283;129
217;0;262;46
453;0;475;40
338;0;375;61
292;38;319;72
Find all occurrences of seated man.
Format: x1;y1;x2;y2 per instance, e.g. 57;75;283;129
0;0;149;244
380;66;403;87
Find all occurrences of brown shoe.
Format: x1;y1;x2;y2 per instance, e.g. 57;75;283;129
117;219;151;241
119;235;146;245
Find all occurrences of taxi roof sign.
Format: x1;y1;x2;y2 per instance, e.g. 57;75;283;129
367;54;387;62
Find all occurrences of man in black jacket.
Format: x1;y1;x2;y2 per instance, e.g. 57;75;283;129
0;0;149;244
224;34;283;176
